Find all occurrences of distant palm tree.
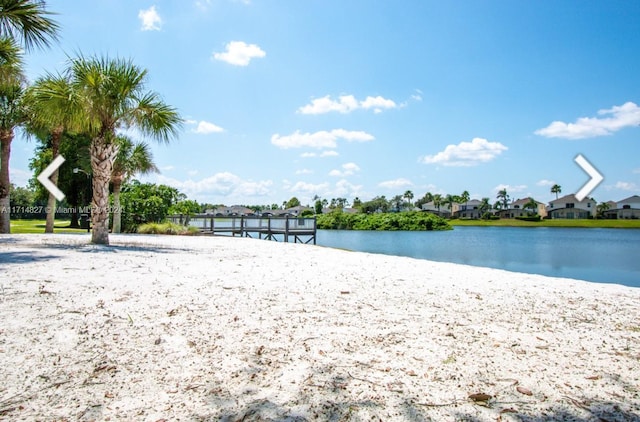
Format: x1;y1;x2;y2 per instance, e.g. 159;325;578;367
444;194;455;215
524;197;539;215
403;190;414;208
433;193;442;212
25;73;76;233
392;194;404;211
496;189;510;211
596;202;610;219
67;55;182;244
111;136;158;233
0;0;60;51
479;197;491;216
460;190;470;212
551;184;562;199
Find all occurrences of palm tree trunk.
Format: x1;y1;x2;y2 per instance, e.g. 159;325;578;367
0;130;13;233
45;128;63;233
90;138;117;245
111;180;122;233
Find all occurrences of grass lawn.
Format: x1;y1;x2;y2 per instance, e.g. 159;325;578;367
9;219;90;234
449;218;640;228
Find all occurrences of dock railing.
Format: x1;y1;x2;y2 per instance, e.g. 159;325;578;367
167;214;317;244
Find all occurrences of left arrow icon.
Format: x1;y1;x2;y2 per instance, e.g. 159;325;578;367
37;155;66;201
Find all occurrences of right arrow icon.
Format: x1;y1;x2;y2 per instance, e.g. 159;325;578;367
574;154;603;201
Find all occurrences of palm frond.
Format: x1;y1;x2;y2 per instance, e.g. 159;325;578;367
0;0;60;51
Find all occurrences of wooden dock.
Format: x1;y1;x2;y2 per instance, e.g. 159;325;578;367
167;214;317;244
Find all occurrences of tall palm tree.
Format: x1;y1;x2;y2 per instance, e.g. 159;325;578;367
496;188;510;211
0;0;60;51
111;136;158;233
479;197;491;216
25;72;76;233
0;0;58;233
403;190;414;208
433;193;442;212
524;197;539;215
67;55;182;244
444;194;455;215
551;184;562;199
460;190;470;212
0;37;25;233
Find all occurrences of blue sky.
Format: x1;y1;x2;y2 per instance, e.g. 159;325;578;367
12;0;640;206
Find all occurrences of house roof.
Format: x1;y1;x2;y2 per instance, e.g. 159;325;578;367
549;194;596;204
618;195;640;204
511;197;543;206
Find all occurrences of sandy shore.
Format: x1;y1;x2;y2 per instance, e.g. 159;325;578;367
0;234;639;421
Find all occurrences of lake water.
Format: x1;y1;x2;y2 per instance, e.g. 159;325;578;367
316;227;640;287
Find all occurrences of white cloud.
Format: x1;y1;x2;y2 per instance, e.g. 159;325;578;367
192;120;224;134
187;170;198;176
321;150;339;157
213;41;265;66
614;181;638;191
535;102;640;139
378;178;413;190
411;89;423;102
271;129;374;149
420;138;508;167
159;165;174;171
493;184;528;193
9;168;31;187
536;179;555;187
157;172;272;199
139;6;162;31
329;162;360;177
295;169;313;175
633;168;640;174
298;94;398;114
333;179;363;197
289;181;330;195
195;0;212;11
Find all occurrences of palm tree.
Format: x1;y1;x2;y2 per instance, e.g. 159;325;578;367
433;193;442;212
551;184;562;199
0;38;25;233
444;194;455;215
0;0;59;233
524;197;539;215
67;55;182;244
496;189;510;211
460;190;470;212
403;190;414;208
479;197;491;217
25;72;76;233
111;136;158;233
0;0;60;51
596;202;610;219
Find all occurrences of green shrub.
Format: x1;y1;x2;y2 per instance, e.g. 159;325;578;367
316;211;451;231
137;221;200;235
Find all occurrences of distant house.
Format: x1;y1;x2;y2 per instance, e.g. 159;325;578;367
285;205;314;216
421;201;452;218
497;198;547;219
546;194;596;219
452;199;484;219
211;206;255;216
603;195;640;219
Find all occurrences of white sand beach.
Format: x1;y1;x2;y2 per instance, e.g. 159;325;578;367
0;234;639;421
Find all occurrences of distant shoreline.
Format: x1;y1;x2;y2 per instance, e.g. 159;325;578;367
449;218;640;228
